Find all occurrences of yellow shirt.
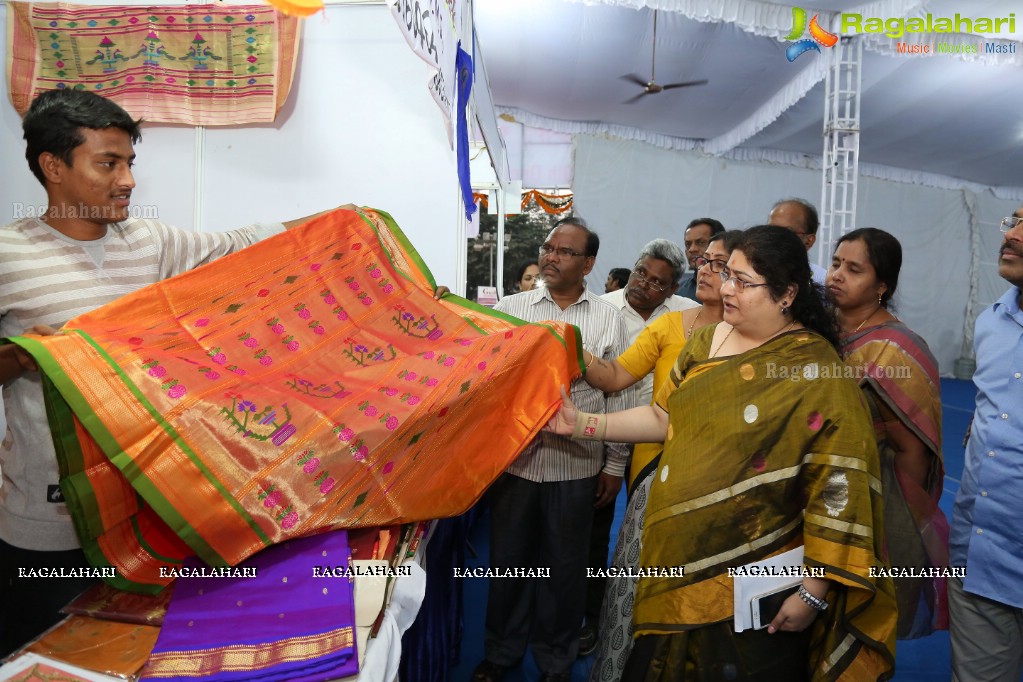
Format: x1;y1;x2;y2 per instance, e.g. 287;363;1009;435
615;310;687;488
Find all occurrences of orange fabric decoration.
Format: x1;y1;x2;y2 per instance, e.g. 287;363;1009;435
523;189;573;215
264;0;324;17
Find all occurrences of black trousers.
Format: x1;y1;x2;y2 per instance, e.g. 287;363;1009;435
623;625;812;682
0;539;97;657
586;494;617;625
483;472;598;674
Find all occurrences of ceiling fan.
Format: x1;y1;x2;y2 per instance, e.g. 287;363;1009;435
622;10;708;104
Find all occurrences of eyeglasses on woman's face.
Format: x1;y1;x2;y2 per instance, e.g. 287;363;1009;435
719;268;770;293
694;256;728;273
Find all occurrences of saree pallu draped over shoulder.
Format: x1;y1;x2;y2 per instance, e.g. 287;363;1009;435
635;327;897;681
843;321;948;639
7;208;583;593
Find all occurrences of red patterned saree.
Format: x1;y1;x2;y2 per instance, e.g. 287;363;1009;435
10;208;582;592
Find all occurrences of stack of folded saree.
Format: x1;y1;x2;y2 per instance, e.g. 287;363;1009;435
9;207;582;592
63;582;175;626
15;615;160;680
141;530;357;681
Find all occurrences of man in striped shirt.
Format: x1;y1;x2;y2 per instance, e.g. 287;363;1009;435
472;217;634;682
0;89;322;654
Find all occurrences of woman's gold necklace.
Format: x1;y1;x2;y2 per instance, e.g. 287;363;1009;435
710;325;734;357
851;306;881;334
686;307;703;338
712;319;794;358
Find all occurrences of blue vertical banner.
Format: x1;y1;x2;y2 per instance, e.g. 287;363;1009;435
456;42;476;222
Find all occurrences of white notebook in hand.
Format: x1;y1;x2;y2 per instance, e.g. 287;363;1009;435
732;545;805;632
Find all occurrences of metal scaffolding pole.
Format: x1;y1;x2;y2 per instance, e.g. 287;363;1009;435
818;36;862;267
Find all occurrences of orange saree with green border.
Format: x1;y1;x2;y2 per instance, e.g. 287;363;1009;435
8;207;582;592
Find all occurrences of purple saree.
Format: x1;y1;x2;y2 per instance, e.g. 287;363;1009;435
141;529;357;680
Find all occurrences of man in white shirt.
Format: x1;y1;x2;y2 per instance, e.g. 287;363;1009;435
0;87;326;656
599;239;700;406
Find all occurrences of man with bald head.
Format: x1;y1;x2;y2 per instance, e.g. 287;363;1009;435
677;218;724;300
768;198;827;285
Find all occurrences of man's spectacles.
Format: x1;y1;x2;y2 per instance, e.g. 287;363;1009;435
694;256;728;273
719;269;770;293
539;244;586;259
630;269;670;292
1000;216;1023;233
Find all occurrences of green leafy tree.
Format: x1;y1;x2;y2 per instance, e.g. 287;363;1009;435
466;200;561;300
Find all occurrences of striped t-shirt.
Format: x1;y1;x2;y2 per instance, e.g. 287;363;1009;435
0;216;284;551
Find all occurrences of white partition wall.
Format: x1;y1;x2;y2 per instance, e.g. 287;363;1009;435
572;133;1020;376
0;4;462;285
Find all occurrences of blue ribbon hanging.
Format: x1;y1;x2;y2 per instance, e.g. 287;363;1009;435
455;42;476;222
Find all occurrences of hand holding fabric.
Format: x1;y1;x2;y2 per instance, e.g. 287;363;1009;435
1;325;57;380
544;385;578;436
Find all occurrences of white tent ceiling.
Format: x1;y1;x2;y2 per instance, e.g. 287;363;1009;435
475;0;1023;191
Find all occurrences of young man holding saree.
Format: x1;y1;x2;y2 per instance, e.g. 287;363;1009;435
0;88;324;655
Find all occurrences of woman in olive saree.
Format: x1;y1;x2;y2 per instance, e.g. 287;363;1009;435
581;231;741;682
551;227;896;681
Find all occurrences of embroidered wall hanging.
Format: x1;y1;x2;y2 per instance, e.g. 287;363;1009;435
7;2;300;125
